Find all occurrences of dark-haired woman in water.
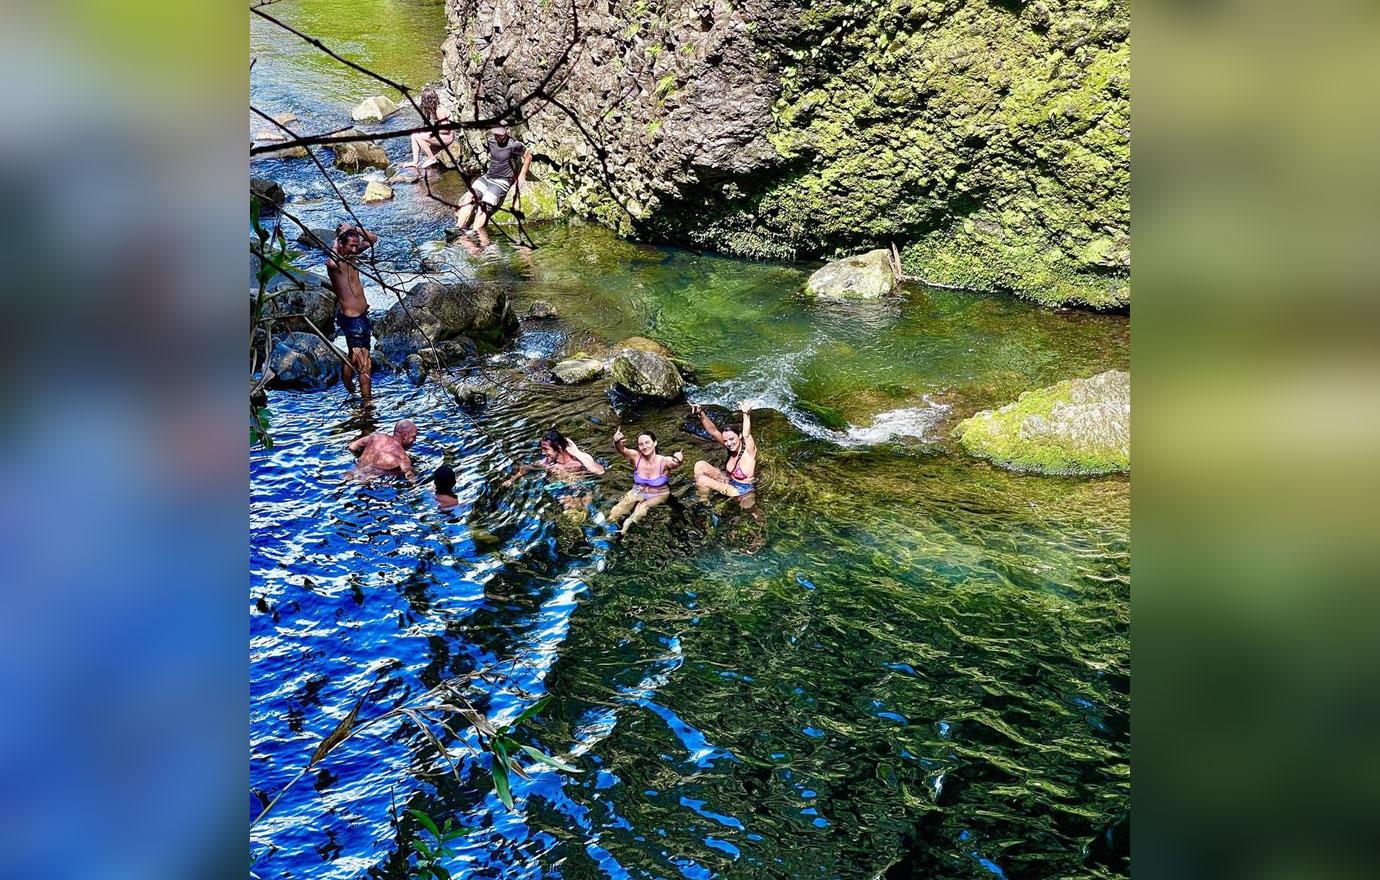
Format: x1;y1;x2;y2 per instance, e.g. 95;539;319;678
402;86;455;174
608;427;683;535
504;428;605;487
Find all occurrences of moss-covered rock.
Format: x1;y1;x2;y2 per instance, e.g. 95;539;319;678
444;0;1129;308
610;348;684;399
804;249;896;300
954;369;1129;475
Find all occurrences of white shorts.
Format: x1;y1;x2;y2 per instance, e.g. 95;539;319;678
472;175;512;208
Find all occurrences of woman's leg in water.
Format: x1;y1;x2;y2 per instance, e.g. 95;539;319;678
621;491;669;534
609;489;640;525
693;461;728;500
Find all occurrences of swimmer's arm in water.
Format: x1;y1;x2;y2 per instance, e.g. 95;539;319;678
565;439;606;475
349;435;370;457
612;428;639;462
400;456;416;483
691;403;724;442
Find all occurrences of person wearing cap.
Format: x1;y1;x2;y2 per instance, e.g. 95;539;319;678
454;124;531;235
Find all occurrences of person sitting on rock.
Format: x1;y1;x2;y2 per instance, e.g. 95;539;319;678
433;464;459;510
690;400;759;507
504;428;605;487
454;124;531;237
607;427;683;535
349;419;417;482
401;86;455;175
325;223;378;400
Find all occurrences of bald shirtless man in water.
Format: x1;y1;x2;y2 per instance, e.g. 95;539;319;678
325;223;379;401
349;419;417;481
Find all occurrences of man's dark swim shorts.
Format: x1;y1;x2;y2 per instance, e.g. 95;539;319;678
336;311;372;351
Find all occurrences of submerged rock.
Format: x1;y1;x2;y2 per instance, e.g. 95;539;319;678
552;357;603;384
362;181;394;202
258;144;309;160
405;353;429;385
610;348;683;400
804;250;896;300
351;94;400;123
266;332;341;391
954;370;1130;475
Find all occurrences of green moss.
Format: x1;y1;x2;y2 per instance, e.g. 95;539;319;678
954;377;1129;475
659;0;1129;307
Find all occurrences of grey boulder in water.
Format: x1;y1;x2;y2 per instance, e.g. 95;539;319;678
332;132;390;172
804;249;897;300
350;94;400;123
955;370;1130;475
266;332;341;391
552;357;604;384
610;348;683;400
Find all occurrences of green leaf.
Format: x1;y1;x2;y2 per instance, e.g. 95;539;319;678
411;839;433;858
505;696;552;733
518;744;581;773
409;808;441;840
432;865;452;880
490;741;515;810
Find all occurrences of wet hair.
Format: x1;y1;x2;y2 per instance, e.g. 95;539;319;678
433;465;456;496
419;86;439;125
637;431;657;445
336;228;363;246
541;428;569;452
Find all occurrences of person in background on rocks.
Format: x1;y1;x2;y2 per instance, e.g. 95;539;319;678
607;427;683;535
401;86;455;176
454;124;531;237
349;419;417;482
690;400;759;508
503;428;606;487
433;464;459;510
325;223;379;400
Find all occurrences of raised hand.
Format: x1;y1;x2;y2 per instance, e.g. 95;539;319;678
613;427;625;444
673;450;684;463
739;400;753;413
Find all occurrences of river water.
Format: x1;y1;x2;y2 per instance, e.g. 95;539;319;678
251;4;1130;878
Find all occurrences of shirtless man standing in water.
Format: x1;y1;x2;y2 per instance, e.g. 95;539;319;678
349;419;418;481
325;223;379;400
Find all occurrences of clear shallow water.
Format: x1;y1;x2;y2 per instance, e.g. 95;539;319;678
251;7;1129;878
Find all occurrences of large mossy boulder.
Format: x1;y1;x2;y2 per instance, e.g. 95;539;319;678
351;95;400;123
266;332;341;391
609;348;683;400
954;370;1130;475
804;249;897;300
373;280;517;361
